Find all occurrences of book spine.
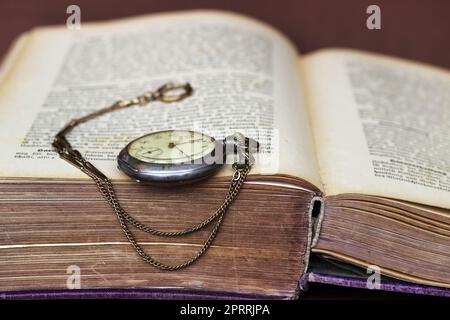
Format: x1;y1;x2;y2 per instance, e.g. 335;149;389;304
297;195;324;295
310;196;325;248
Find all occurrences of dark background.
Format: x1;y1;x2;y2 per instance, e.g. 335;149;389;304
0;0;447;300
1;0;449;68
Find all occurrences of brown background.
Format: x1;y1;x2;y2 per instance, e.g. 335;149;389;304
0;0;448;300
0;0;449;68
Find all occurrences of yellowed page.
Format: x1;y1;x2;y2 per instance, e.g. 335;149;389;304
303;49;450;209
0;10;322;188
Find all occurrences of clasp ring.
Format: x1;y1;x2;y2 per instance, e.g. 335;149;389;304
154;83;193;103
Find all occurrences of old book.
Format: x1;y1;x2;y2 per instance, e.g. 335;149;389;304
0;10;448;299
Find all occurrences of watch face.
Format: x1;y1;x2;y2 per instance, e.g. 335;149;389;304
117;130;223;184
127;130;216;164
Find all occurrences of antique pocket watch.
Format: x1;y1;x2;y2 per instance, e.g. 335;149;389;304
53;83;259;270
118;129;258;184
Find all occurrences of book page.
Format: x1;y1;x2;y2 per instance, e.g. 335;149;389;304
0;10;322;188
303;49;450;209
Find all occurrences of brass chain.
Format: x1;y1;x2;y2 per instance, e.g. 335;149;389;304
92;165;249;270
52;83;253;271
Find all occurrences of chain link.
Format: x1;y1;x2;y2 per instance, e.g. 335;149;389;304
52;83;253;270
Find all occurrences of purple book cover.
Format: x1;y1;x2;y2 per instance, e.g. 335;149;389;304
303;272;450;298
0;288;285;300
302;257;450;298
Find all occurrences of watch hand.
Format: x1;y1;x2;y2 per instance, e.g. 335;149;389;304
174;145;191;158
145;148;159;154
171;138;204;146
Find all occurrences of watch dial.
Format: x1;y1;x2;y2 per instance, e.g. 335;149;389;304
128;130;216;164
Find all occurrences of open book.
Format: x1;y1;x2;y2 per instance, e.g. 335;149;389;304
0;10;448;299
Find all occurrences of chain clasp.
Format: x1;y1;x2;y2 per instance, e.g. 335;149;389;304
118;82;193;108
153;82;193;103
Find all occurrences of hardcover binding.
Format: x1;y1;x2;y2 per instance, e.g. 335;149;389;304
303;271;450;298
0;288;288;300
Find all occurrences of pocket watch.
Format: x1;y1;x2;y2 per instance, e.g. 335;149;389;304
53;83;259;270
118;129;258;184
